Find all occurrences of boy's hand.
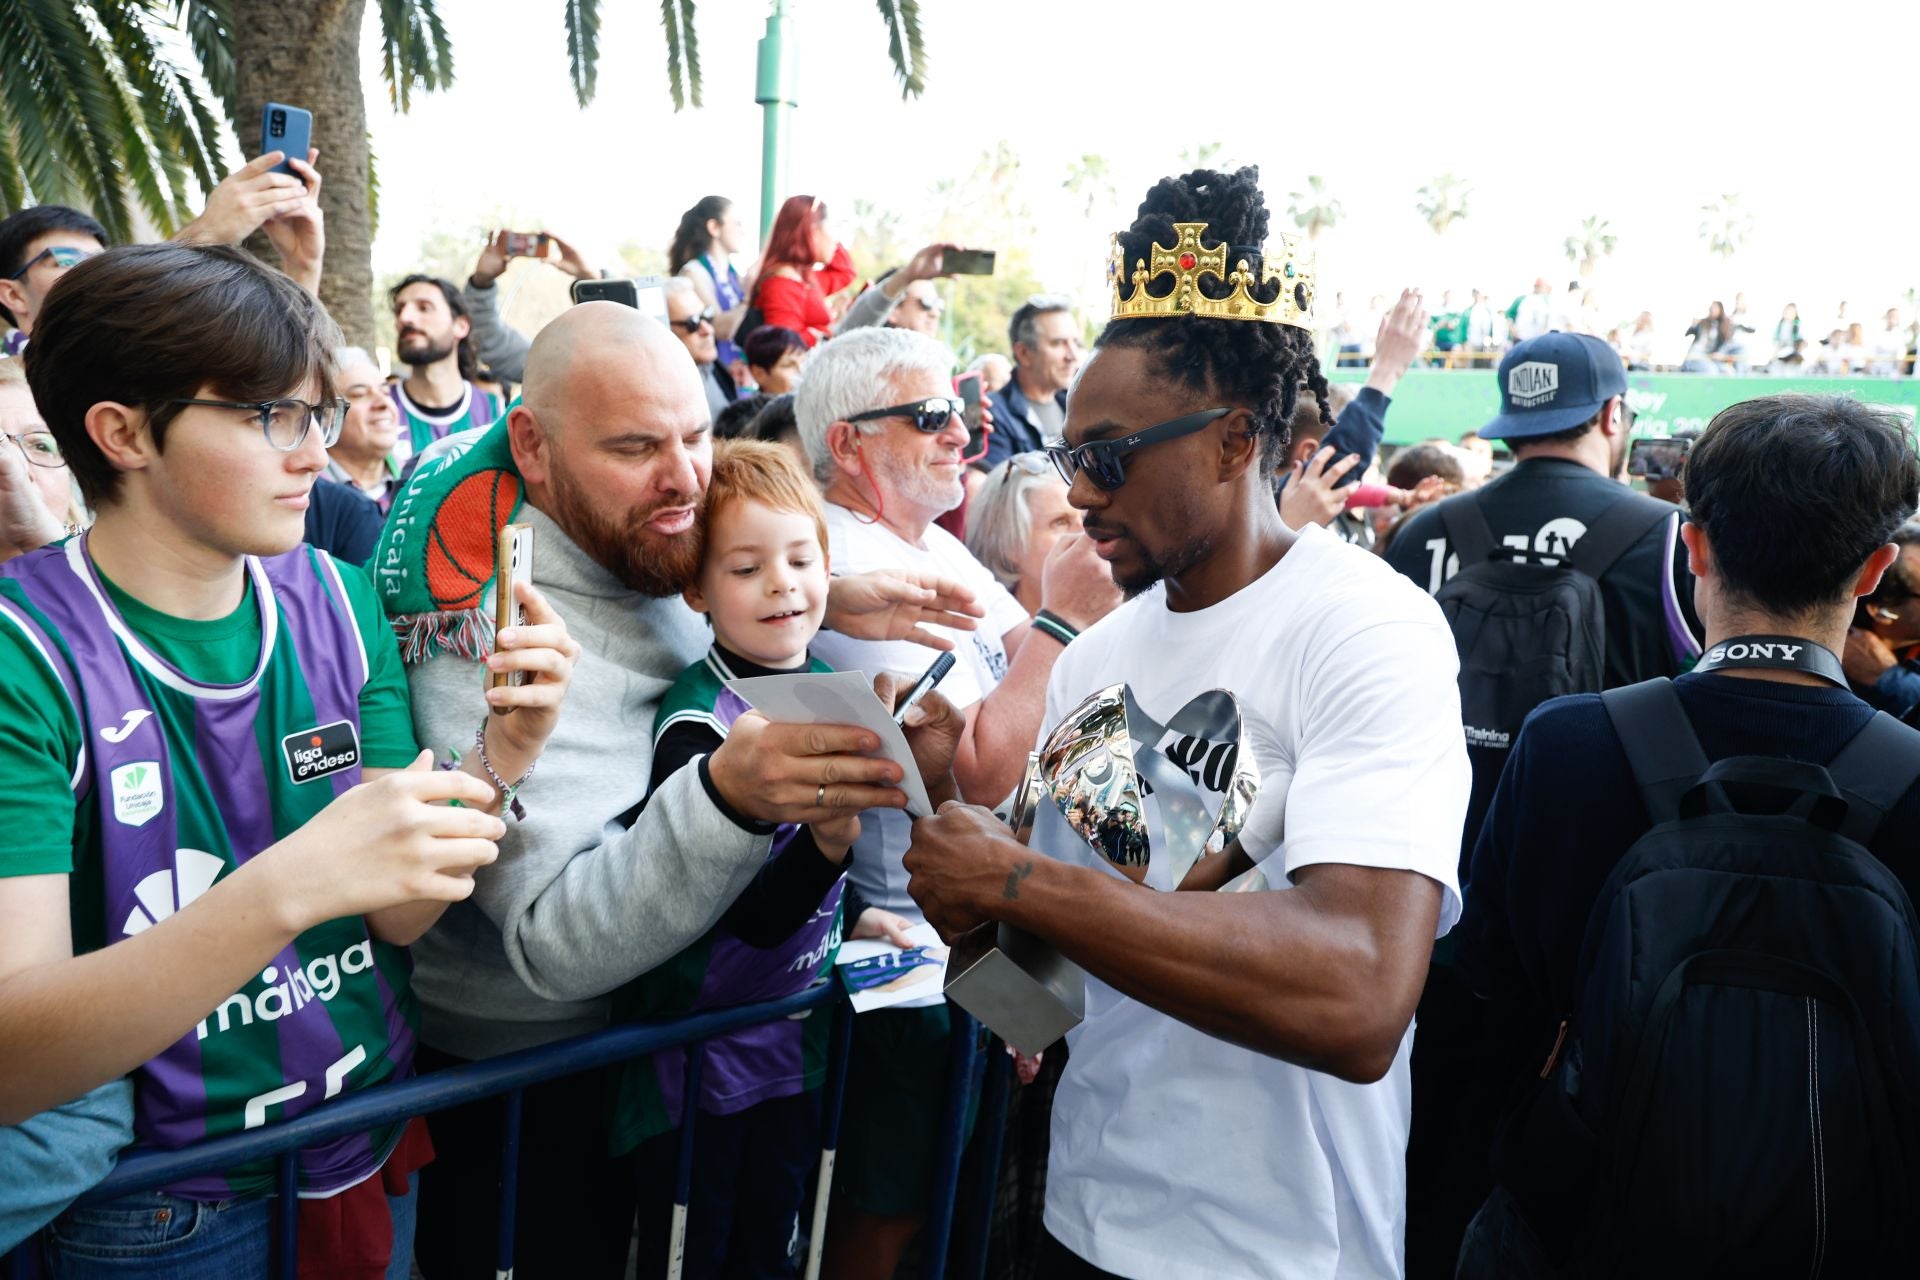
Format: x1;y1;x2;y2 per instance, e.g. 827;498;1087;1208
267;753;503;932
811;814;861;863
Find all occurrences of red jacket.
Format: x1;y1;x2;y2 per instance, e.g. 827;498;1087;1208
754;244;855;346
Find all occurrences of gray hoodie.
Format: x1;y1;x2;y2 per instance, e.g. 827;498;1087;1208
406;504;772;1058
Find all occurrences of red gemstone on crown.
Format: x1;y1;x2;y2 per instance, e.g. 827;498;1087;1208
1178;253;1197;270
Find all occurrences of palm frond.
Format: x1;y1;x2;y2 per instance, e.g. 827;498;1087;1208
676;0;699;109
376;0;455;113
175;0;235;120
3;0;135;239
72;5;177;227
567;0;601;107
874;0;927;98
94;1;224;222
0;100;26;213
658;0;689;111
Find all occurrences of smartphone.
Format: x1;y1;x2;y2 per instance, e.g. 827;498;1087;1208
1628;436;1691;482
502;231;550;259
953;371;986;461
569;276;669;322
490;523;534;701
943;248;996;276
259;103;312;177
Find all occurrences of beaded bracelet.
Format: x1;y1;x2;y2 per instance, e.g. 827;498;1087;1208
1031;609;1079;648
473;721;535;820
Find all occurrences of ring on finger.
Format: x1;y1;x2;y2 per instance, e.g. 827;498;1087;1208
817;784;827;808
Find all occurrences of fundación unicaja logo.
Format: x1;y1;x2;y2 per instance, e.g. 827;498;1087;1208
109;760;165;828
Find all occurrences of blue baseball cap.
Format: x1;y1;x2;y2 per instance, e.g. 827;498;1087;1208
1481;331;1628;441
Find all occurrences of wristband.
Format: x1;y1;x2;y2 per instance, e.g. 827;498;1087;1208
473;721;535;820
1032;609;1078;647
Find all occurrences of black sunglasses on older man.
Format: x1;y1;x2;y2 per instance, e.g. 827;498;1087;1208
673;307;716;334
847;396;967;434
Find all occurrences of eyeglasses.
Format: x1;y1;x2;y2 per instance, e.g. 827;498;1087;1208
673;307;717;334
847;396;967;434
1046;407;1234;491
167;397;348;451
7;245;95;281
1000;451;1053;479
5;431;64;468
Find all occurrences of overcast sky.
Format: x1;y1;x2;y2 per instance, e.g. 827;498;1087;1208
361;0;1920;347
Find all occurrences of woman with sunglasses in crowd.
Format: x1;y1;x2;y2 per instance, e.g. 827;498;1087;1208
751;196;855;347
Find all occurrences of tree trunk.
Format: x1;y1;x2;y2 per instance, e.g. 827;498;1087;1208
230;0;375;347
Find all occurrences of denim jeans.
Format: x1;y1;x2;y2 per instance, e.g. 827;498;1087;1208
45;1174;419;1280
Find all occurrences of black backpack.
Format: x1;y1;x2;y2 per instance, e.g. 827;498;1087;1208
1434;492;1673;851
1496;678;1920;1276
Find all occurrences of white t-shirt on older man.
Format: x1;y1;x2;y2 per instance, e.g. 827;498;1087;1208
811;502;1031;936
1039;521;1470;1280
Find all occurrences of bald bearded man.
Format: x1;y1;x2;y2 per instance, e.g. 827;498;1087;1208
408;303;984;1278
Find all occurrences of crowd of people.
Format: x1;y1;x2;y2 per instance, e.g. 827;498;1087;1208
1331;281;1920;377
3;147;1920;1280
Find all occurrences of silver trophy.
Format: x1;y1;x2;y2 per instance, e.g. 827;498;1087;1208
943;683;1262;1054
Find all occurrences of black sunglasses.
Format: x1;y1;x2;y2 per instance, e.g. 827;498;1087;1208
673;307;717;334
847;396;967;434
1046;407;1234;491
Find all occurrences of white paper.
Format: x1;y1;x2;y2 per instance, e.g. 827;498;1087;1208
725;670;935;816
834;923;948;1012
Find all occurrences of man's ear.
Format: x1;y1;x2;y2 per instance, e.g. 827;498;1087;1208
1287;432;1323;470
453;313;472;344
1217;408;1262;482
1852;542;1901;601
0;279;27;328
85;402;156;480
1678;520;1709;579
826;421;865;477
507;405;550;486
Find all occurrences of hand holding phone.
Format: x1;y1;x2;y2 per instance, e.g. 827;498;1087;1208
942;249;996;276
259;103;312;177
502;232;550;260
490;523;535;708
954;372;987;464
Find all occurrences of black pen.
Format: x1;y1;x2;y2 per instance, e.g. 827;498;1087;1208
892;652;956;724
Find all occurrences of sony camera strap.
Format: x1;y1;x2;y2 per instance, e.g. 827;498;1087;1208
1693;634;1847;688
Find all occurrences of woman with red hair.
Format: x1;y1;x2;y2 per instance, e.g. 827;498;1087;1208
752;195;854;347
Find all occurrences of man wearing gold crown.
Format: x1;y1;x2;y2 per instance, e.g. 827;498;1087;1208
904;167;1471;1280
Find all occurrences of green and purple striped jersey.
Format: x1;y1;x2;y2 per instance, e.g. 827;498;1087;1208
0;538;421;1199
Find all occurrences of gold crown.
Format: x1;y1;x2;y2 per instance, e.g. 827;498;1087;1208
1107;221;1315;330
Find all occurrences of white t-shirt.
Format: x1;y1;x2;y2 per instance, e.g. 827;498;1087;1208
810;503;1030;933
1040;523;1469;1280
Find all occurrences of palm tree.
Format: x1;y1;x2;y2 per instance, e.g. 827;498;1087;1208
1698;193;1754;262
1286;175;1343;242
1563;215;1617;277
1414;174;1470;236
1063;153;1114;222
1;0;928;343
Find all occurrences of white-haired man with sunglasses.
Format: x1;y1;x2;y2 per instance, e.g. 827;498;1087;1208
664;276;737;424
795;326;1120;1275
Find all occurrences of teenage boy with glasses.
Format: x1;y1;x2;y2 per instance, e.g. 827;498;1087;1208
0;243;582;1274
795;326;1121;1279
0;207;107;358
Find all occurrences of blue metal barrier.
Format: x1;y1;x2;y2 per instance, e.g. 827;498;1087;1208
5;982;1002;1280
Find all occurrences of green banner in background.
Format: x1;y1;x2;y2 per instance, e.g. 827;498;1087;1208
1328;369;1920;446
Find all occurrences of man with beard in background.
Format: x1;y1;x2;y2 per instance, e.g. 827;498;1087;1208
388;273;504;463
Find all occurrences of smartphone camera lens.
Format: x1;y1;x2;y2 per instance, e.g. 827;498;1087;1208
269;110;285;137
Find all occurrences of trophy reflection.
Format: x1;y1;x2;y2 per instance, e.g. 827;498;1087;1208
942;684;1261;1054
